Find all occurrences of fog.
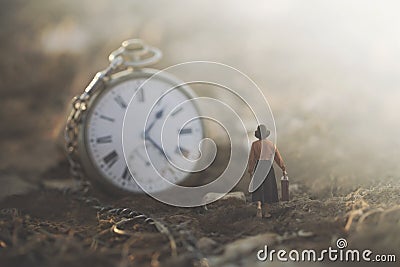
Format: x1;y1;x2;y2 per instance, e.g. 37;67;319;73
3;0;400;194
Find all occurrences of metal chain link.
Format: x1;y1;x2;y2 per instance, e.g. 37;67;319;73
75;194;178;257
62;39;186;261
65;96;87;181
64;39;161;189
64;60;122;189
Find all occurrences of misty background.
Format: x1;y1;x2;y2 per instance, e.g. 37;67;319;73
1;0;399;198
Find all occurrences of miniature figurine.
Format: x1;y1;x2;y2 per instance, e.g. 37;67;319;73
248;124;287;218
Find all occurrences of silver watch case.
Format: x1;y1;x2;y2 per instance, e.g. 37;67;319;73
75;67;206;195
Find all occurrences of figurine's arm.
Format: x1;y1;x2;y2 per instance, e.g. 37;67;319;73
248;143;256;174
274;147;286;172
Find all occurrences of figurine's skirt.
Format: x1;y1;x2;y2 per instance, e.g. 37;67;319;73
251;160;279;204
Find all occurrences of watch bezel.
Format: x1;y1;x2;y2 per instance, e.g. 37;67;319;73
76;68;206;195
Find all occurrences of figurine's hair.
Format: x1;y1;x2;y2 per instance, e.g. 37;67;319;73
255;124;270;139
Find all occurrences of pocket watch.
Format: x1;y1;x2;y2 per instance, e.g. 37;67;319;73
65;39;205;194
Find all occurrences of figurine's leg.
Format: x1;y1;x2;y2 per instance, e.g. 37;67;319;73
256;201;262;218
264;203;272;218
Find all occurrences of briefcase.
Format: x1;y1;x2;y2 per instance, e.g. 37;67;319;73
281;174;290;201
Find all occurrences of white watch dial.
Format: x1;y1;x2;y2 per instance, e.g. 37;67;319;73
86;75;203;193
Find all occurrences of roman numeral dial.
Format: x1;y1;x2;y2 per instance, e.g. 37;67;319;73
96;135;112;144
114;95;127;109
103;150;119;168
86;74;204;194
86;79;145;192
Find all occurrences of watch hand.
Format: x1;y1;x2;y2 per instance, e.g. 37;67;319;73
145;135;170;159
145;108;164;134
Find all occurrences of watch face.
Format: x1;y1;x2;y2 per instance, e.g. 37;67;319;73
85;72;203;193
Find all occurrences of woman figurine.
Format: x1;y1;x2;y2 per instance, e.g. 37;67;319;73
248;124;287;218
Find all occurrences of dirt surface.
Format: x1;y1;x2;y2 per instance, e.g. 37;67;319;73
1;162;399;267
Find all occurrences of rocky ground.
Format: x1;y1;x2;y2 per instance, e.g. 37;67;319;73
0;161;399;267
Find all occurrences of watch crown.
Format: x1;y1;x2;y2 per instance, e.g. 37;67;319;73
109;39;162;68
122;39;148;56
122;39;142;49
